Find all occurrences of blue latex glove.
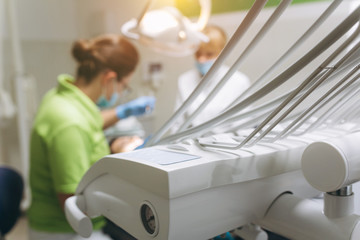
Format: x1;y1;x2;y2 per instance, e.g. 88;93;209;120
116;96;155;119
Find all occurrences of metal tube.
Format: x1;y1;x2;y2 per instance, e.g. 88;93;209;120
229;0;342;105
245;30;360;147
282;58;360;136
136;0;153;25
304;86;360;133
296;57;360;133
340;100;360;123
178;0;292;131
156;4;360;145
196;0;212;31
147;0;269;145
328;186;353;197
219;69;328;134
274;66;360;140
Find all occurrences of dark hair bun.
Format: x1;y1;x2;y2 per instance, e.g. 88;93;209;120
72;39;92;63
72;34;139;83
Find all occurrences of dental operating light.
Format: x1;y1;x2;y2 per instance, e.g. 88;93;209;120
121;0;211;57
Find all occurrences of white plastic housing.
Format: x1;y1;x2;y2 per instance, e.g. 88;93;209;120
260;193;360;240
324;192;355;218
65;195;93;238
66;136;320;240
301;131;360;192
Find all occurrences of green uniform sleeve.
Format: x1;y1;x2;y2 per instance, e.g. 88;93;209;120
48;125;91;194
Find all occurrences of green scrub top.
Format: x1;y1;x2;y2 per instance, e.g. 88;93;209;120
28;74;110;232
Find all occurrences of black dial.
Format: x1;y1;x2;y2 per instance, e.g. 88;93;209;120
140;203;157;235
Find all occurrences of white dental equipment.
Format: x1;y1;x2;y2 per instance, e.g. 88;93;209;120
66;1;360;239
121;0;211;57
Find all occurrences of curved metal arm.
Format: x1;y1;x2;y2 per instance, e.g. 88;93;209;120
147;0;269;146
229;0;343;105
304;83;360;133
177;0;292;132
156;5;360;145
196;0;212;31
276;65;360;140
65;195;93;238
247;35;360;147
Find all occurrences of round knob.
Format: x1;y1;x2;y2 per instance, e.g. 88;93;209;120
301;132;360;192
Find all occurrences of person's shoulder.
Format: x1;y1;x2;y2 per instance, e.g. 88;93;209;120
222;66;250;86
36;92;82;127
178;69;199;84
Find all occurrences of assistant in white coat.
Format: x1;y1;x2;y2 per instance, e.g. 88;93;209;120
173;25;250;132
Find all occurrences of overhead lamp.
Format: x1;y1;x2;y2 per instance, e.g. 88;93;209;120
121;0;211;57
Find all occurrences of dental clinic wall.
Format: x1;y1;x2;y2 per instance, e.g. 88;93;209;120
0;0;352;173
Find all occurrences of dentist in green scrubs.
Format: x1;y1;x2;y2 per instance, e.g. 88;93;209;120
28;34;155;240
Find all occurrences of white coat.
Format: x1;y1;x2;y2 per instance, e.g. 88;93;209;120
173;65;250;132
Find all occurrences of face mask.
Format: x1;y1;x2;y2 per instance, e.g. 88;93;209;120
195;59;215;76
96;93;118;109
96;80;119;109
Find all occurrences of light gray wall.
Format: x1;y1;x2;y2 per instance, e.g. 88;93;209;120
0;0;355;172
0;0;79;171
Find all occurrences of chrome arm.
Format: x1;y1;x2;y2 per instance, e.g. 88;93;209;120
147;0;269;146
177;0;292;132
276;66;360;140
240;26;360;147
228;0;343;105
156;5;360;146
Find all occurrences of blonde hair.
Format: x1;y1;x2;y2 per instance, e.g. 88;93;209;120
197;25;227;55
72;34;139;83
